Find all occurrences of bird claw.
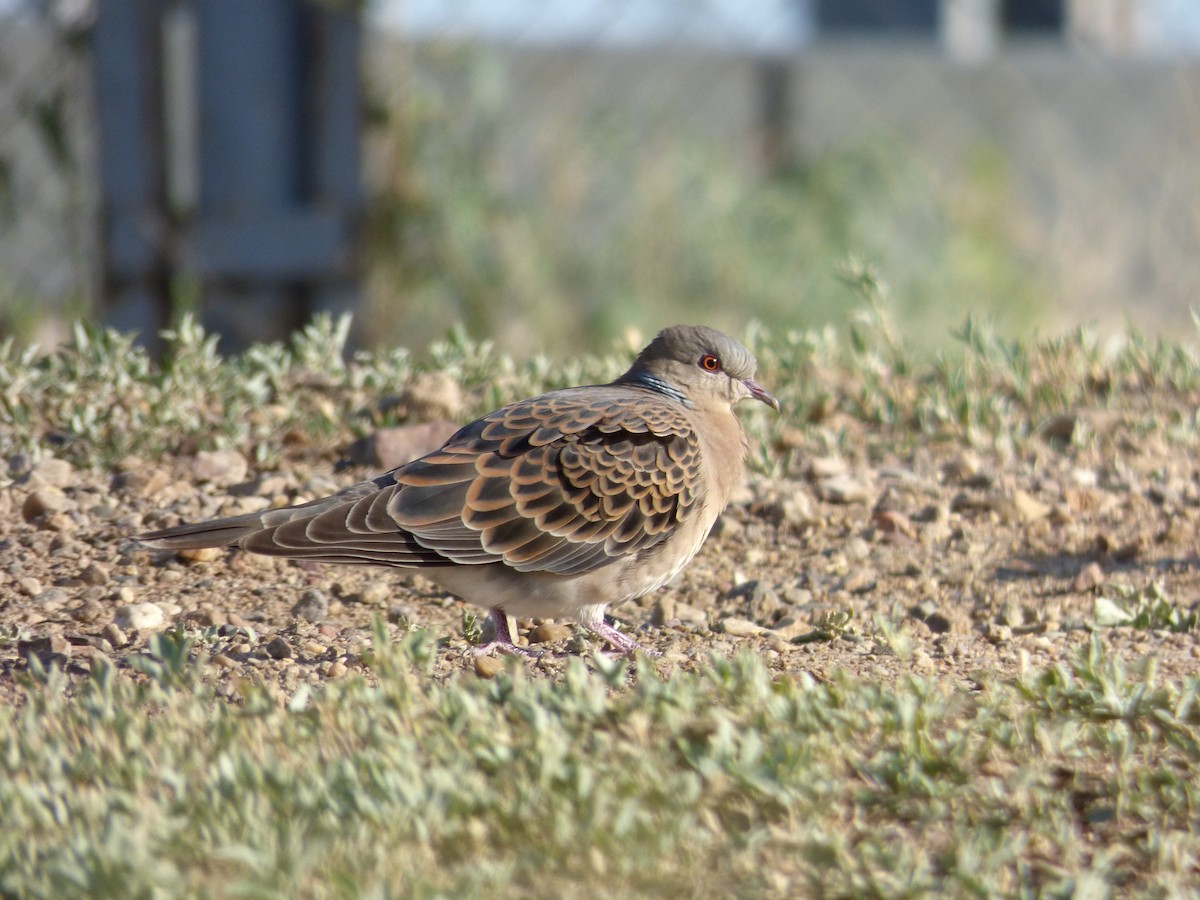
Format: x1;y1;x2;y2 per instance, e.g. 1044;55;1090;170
588;621;661;658
471;607;545;658
471;640;544;659
473;608;659;660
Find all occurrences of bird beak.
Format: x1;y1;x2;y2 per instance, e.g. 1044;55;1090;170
742;378;780;412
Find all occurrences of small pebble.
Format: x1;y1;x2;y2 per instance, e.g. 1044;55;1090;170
193;449;249;487
400;372;463;421
70;600;107;623
985;624;1013;645
721;617;766;637
844;537;871;562
806;457;848;479
264;637;293;660
22;486;73;521
530;622;572;644
291;589;329;623
1011;490;1049;524
766;485;817;528
16;576;43;596
30;458;75;488
33;588;70;609
816;475;871;504
650;595;676;626
111;467;172;498
911;648;936;675
179;547;223;563
387;605;415;627
115;602;166;632
194;608;228;627
1073;561;1105;592
941;453;980;482
474;655;505;679
323;659;348;678
358;582;392;606
350;421;460;470
18;634;72;659
79;563;110;586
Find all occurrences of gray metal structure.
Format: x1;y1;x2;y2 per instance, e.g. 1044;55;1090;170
93;0;362;351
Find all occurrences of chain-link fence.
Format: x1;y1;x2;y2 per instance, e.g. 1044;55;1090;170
3;0;1199;353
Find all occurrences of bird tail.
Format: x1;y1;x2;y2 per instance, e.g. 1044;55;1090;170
137;480;384;550
137;511;276;550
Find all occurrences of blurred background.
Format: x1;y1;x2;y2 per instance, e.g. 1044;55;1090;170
1;0;1198;356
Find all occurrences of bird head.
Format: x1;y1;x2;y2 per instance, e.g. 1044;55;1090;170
621;324;780;413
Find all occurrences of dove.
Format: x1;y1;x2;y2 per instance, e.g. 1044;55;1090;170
138;325;779;655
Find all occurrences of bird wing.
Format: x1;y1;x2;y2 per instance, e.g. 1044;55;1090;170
240;386;708;576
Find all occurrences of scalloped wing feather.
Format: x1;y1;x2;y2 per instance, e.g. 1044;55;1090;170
236;386;708;576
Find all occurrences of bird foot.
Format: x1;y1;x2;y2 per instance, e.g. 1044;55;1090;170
587;620;661;658
471;640;544;659
471;608;544;658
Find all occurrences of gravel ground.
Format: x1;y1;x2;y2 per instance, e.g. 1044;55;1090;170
4;407;1198;698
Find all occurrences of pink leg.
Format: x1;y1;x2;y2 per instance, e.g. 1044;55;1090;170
586;619;661;658
472;608;543;658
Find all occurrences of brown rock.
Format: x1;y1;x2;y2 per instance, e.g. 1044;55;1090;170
529;622;572;644
79;563;110;586
189;608;227;627
816;475;871;505
16;576;43;596
323;659;348;678
346;420;459;470
1040;413;1079;443
18;634;72;661
651;595;676;626
30;458;75;488
1011;490;1049;524
760;483;817;528
179;546;223;563
40;512;78;532
193;450;248;487
721;617;767;637
291;589;329;623
112;467;172;498
1073;561;1105;592
264;637;293;660
115;602;166;631
773;427;807;451
400;372;463;421
474;655;505;679
872;509;916;539
22;486;73;521
805;456;848;480
985;623;1013;645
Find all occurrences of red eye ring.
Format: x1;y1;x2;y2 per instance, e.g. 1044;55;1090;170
699;354;721;372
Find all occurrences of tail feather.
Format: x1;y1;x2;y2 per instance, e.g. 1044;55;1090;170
138;511;275;550
137;480;384;551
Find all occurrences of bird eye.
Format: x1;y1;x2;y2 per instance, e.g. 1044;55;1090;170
699;354;721;372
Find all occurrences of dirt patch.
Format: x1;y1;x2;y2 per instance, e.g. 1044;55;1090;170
4;411;1199;696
